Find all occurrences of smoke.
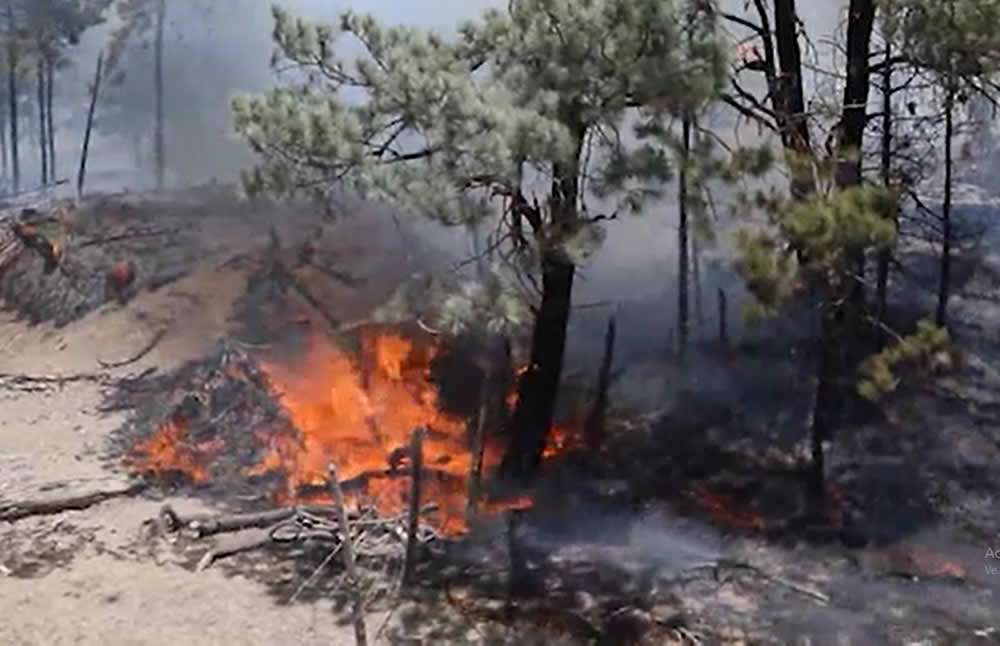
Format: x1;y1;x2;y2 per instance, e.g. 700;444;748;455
44;0;850;396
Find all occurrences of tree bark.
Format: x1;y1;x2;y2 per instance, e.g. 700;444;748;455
584;314;615;450
154;0;166;190
773;0;813;199
36;56;46;185
876;39;894;333
77;51;103;199
677;114;690;361
499;116;585;481
45;56;53;180
936;82;955;328
7;0;19;194
836;0;877;310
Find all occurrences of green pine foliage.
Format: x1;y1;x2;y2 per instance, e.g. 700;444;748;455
858;319;957;401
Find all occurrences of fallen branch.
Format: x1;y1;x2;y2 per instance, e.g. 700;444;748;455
196;527;276;572
98;328;167;369
677;558;831;605
0;481;146;522
77;226;180;248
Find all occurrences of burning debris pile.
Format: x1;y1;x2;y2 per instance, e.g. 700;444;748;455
111;324;563;540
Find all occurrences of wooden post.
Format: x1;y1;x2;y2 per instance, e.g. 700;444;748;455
718;288;728;349
77;50;104;199
327;463;368;646
402;427;425;588
584;314;616;449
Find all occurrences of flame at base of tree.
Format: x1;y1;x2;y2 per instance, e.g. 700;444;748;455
127;326;577;537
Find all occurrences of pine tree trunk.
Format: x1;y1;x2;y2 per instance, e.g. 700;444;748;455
936;83;955;327
807;0;876;504
7;1;19;194
837;0;876;308
692;230;704;326
499;255;575;480
45;56;54;181
500;117;585;481
677;114;691;361
36;57;46;185
77;51;104;198
876;40;894;333
154;0;166;190
0;110;7;184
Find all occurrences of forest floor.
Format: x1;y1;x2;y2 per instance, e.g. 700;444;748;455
1;185;999;645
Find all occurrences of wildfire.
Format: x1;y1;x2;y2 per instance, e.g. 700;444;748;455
126;326;579;536
127;413;217;483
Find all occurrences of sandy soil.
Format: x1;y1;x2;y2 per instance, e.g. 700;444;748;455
0;216;393;645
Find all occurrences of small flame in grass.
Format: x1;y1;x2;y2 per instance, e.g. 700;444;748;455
128;414;216;483
691;485;766;533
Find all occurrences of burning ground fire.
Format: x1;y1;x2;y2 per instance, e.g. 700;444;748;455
127;326;574;536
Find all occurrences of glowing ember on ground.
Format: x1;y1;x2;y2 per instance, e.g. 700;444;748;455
690;485;766;533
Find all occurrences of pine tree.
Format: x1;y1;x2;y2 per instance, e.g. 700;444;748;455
233;1;727;480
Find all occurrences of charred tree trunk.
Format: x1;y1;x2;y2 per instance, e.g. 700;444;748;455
499;256;575;481
936;82;955;328
876;40;894;333
677;113;691;361
773;0;814;198
45;56;53;181
36;57;46;185
584;315;616;450
0;109;7;183
692;232;704;326
154;0;166;190
805;0;876;504
7;1;19;194
499;116;585;481
836;0;877;309
77;51;103;199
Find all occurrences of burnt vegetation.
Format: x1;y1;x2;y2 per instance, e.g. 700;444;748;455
2;1;1000;644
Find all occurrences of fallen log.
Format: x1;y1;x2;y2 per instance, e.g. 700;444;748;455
0;481;146;522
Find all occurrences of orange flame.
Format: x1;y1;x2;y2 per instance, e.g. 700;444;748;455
127;327;579;536
128;414;216;483
691;485;766;533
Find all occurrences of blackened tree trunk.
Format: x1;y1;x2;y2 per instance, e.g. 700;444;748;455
0;109;7;183
773;0;814;199
36;56;46;185
499;116;586;481
45;56;53;180
154;0;166;190
677;113;691;361
936;81;955;327
876;39;894;332
7;1;19;194
837;0;876;308
77;51;103;198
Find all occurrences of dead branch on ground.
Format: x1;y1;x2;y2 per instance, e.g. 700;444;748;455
97;328;167;369
0;481;146;522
